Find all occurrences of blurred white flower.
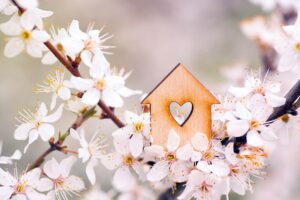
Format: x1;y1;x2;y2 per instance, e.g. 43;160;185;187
101;133;144;191
17;0;53;30
249;0;276;11
43;156;85;200
70;129;107;184
82;185;114;200
145;130;192;183
0;168;49;200
0;15;50;58
178;170;225;200
229;74;286;107
42;27;69;65
36;68;72;109
112;111;150;157
71;67;141;107
274;14;300;72
117;179;156;200
14;103;64;152
0;141;21;165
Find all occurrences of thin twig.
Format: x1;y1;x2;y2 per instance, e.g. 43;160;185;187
10;0;124;127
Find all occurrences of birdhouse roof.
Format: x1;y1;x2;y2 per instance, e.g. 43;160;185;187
141;63;220;104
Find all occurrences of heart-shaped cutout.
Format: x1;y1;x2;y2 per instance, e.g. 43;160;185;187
169;102;193;126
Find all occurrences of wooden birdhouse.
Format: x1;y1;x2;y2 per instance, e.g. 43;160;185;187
142;63;219;146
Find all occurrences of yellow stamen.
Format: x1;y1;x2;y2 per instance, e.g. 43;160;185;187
133;122;144;133
295;42;300;52
123;155;134;166
166;153;176;161
56;43;64;52
20;31;31;40
96;79;105;90
279;114;289;123
249;120;259;129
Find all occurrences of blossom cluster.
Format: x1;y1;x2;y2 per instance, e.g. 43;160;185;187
0;0;299;200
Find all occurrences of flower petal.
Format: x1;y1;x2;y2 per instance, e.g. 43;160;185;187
60;156;76;177
191;132;209;151
247;130;263;147
58;87;71;100
147;160;169;182
129;134;143;157
113;166;135;192
227;120;249;137
167;129;180;152
43;158;60;179
14;123;33;140
38;123;54;141
176;143;193;161
4;38;24;58
86;159;98;184
82;88;101;105
43;104;63;123
70;76;94;91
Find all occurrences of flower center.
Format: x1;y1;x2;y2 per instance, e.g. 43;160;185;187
14;182;26;194
199;182;211;193
254;86;265;95
123;155;134;166
96;79;106;90
166;152;176;161
280;114;289;123
84;39;95;51
295;42;300;52
20;31;31;40
202;151;214;161
56;43;64;52
53;177;65;189
249;119;259;129
133;122;144;133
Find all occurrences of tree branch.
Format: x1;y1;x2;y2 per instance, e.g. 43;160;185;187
10;0;125;128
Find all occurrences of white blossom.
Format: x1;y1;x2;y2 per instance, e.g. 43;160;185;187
43;156;85;200
112;111;150;157
42;27;69;65
229;74;286;107
36;68;72;109
0;15;50;58
14;103;64;152
70;129;107;184
227;101;277;147
178;170;225;200
17;0;53;30
274;14;300;72
145;130;192;183
101;133;145;191
0;168;49;200
71;66;141;107
61;20;112;64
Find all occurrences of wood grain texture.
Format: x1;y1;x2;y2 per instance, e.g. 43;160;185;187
142;63;219;147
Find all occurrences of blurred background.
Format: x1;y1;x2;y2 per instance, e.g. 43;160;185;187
1;0;299;199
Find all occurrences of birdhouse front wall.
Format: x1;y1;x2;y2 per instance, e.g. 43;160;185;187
147;96;213;147
142;64;219;147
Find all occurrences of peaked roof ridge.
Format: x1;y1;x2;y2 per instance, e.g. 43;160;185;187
142;63;218;103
